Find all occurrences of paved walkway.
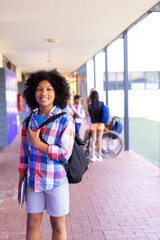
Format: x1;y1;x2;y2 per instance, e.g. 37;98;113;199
1;125;160;240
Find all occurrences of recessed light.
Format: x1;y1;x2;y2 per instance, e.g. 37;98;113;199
47;59;54;63
47;38;60;43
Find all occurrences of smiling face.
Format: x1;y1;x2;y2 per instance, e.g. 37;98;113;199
35;80;56;114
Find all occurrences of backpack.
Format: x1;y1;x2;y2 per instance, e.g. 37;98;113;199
26;112;89;184
110;119;123;134
101;104;110;124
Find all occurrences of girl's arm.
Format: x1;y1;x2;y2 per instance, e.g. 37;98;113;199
18;123;30;173
71;104;79;116
71;105;86;118
18;123;29;204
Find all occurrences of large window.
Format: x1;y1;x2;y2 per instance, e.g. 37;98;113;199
107;38;124;120
86;59;94;97
95;51;106;103
128;12;160;166
83;7;160;166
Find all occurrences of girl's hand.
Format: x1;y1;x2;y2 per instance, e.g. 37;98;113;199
26;126;41;148
27;127;49;155
73;113;79;118
17;185;26;206
17;185;21;205
17;172;27;205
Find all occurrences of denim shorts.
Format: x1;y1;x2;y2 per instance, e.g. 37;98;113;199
26;181;69;217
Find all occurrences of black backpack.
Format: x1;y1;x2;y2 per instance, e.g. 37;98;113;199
26;112;89;184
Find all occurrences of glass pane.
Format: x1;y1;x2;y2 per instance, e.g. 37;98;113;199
128;12;160;166
95;51;106;103
86;59;94;97
107;38;124;140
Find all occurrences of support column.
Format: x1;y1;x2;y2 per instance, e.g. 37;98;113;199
123;31;129;151
93;56;96;88
79;70;83;98
104;48;109;105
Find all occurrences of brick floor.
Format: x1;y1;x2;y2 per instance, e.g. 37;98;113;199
1;125;160;239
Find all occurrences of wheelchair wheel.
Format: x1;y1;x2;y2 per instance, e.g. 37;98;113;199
101;130;123;157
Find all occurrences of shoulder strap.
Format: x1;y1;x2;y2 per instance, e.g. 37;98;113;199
39;112;66;144
26;113;32;130
75;134;85;146
25;112;66;130
38;112;66;129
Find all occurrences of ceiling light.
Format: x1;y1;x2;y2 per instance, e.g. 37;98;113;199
47;59;54;63
47;38;60;43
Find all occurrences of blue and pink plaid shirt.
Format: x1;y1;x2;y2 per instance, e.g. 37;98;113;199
18;105;75;192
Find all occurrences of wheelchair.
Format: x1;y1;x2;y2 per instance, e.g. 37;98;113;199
84;116;123;158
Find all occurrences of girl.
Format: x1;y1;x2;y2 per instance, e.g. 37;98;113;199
71;94;85;136
88;90;105;162
17;69;75;240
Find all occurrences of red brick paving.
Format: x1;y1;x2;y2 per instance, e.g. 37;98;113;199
1;126;160;239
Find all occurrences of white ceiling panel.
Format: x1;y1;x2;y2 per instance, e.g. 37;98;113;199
0;0;159;73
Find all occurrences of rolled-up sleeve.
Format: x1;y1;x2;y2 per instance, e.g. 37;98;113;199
18;122;29;173
48;115;75;164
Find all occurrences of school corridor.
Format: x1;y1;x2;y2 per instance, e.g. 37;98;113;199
0;124;160;240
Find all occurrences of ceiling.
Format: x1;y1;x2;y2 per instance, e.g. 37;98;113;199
0;0;159;74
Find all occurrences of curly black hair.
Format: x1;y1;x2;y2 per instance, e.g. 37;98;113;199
23;69;70;110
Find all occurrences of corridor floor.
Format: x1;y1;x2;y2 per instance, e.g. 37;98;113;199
0;127;160;240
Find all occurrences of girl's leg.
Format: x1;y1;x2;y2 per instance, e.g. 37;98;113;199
97;130;104;157
26;212;43;240
50;216;67;240
91;130;97;157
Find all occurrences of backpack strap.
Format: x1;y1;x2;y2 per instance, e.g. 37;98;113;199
39;112;66;144
39;112;66;128
25;113;32;130
75;134;85;146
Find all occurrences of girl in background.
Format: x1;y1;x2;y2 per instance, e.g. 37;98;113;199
88;90;104;162
71;94;85;136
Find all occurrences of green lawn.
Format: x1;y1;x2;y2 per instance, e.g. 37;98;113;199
128;118;160;167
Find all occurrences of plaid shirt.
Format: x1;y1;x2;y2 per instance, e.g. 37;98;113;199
18;105;75;192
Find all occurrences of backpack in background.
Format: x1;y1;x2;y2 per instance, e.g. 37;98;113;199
110;119;123;134
101;104;110;124
26;112;89;184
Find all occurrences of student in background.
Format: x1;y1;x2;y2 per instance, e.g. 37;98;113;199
84;88;96;142
88;90;105;162
71;94;85;136
86;88;96;125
